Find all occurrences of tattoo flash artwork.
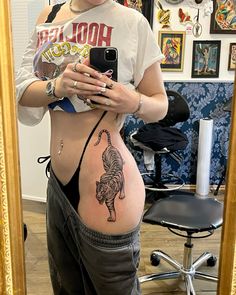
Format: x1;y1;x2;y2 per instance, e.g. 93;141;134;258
94;129;125;222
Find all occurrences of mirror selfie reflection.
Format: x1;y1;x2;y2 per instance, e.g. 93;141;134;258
16;0;168;294
2;0;235;294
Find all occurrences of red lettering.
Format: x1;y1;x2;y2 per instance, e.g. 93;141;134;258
87;23;99;46
37;22;113;49
37;30;49;48
97;24;113;46
48;28;59;42
58;26;64;42
66;23;77;43
77;23;88;44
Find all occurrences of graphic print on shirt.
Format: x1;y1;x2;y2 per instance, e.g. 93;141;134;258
94;129;125;222
33;22;113;112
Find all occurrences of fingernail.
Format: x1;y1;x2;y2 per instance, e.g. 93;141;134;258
100;87;106;93
98;82;106;88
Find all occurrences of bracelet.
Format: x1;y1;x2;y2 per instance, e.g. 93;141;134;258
133;93;143;115
53;78;63;100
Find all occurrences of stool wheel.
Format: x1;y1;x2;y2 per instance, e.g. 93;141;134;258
207;255;217;267
150;252;160;266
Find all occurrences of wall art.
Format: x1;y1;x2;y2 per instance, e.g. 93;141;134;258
228;43;236;71
210;0;236;34
158;30;185;71
191;40;221;78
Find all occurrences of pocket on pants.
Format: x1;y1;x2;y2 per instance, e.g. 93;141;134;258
82;241;140;295
90;240;140;276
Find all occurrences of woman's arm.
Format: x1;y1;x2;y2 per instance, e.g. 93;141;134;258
85;61;168;123
18;5;56;108
136;61;168;123
15;5;55;125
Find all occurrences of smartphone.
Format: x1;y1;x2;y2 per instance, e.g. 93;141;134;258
89;47;118;82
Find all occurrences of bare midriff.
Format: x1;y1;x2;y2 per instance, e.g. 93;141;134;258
50;109;145;235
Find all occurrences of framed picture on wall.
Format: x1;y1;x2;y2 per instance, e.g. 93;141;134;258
191;40;221;78
228;43;236;71
210;0;236;34
117;0;154;28
158;31;185;72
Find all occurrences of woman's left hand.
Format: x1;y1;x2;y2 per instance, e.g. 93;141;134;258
85;77;140;114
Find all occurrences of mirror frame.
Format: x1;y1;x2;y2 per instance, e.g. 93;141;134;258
0;0;26;294
0;1;235;294
217;74;236;294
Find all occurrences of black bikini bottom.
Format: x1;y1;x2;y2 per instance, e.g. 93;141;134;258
38;111;107;211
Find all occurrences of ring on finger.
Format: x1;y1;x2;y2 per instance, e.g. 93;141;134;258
105;99;111;106
86;98;93;106
72;61;80;73
108;82;114;89
73;80;78;89
86;98;96;109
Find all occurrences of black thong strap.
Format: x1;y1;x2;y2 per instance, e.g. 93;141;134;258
78;111;107;172
45;2;66;23
38;111;107;210
59;111;107;209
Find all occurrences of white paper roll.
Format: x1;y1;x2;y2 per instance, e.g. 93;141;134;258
196;118;214;196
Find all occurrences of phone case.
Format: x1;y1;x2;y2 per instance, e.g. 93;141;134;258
90;47;118;81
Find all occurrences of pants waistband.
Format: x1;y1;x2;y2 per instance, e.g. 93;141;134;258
48;168;141;248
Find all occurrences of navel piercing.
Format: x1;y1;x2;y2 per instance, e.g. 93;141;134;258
58;139;64;155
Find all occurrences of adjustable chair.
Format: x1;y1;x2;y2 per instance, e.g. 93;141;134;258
130;90;190;201
135;91;224;294
139;194;223;295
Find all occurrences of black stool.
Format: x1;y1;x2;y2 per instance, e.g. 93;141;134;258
130;90;190;202
139;193;223;295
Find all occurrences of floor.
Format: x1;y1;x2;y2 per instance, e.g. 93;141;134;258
23;191;223;295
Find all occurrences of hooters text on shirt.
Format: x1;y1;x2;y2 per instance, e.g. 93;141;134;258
37;22;113;48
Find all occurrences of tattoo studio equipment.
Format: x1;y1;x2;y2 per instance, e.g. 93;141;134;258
130;90;190;202
139;194;223;294
134;91;223;294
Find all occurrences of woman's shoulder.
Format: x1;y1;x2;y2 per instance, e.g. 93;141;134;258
114;2;142;16
113;2;144;24
36;2;67;25
36;5;53;25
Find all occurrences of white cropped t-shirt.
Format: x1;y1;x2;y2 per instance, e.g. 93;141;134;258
16;0;164;126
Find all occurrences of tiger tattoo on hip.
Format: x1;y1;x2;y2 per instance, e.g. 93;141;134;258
94;129;125;222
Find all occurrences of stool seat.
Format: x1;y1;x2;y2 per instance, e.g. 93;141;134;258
143;194;223;233
140;194;223;294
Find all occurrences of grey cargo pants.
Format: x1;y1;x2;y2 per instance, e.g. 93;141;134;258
46;169;141;295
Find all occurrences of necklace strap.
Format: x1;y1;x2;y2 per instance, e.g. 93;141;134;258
69;0;92;14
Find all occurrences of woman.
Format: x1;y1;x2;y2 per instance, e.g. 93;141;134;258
16;0;168;294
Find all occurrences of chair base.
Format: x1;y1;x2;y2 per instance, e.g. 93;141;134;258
142;172;185;192
139;249;218;295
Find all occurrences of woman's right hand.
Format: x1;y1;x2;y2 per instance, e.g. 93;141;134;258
54;61;107;98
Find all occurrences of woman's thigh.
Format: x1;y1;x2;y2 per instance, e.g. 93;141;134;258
47;169;141;295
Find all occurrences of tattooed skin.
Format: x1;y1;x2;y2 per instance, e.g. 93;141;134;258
94;129;125;222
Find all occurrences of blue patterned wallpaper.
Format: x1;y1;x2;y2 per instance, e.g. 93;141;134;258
124;82;234;185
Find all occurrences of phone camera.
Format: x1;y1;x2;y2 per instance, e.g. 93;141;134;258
104;49;117;61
